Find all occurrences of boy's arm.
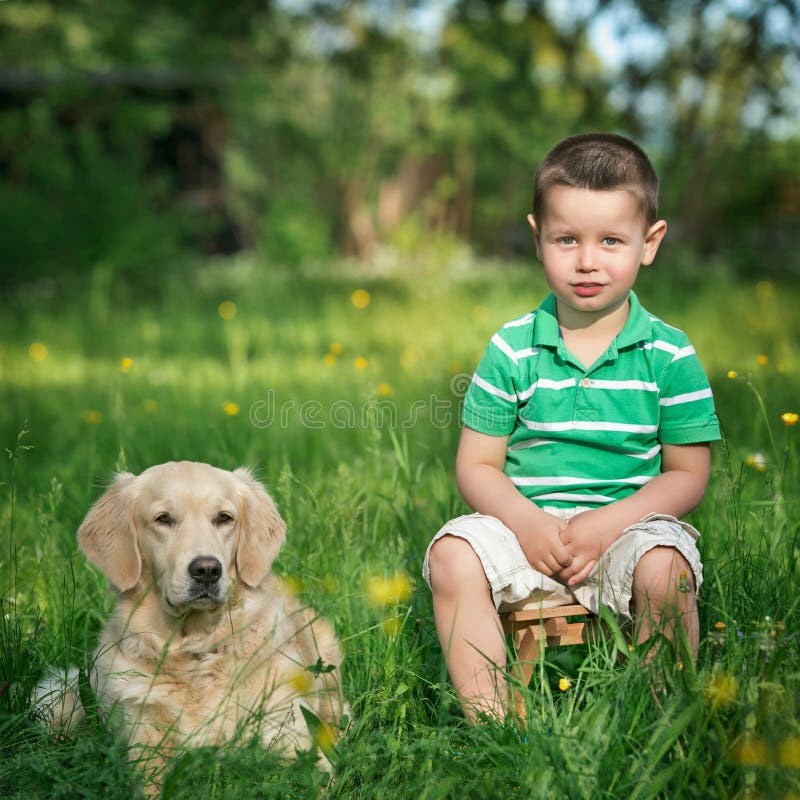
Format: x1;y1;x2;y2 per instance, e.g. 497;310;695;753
456;426;573;576
557;442;711;586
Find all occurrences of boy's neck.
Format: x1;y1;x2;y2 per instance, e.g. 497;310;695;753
554;295;631;336
555;296;631;369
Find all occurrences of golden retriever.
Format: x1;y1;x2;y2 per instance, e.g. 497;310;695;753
44;461;348;786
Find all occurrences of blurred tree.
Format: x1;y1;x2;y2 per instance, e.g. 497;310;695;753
0;0;797;288
592;0;800;270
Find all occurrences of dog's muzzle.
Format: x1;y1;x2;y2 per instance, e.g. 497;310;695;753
188;556;223;586
165;556;225;612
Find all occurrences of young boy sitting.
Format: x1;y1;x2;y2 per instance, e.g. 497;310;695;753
423;133;721;721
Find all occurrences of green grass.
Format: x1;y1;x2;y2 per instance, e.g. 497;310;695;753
1;252;799;799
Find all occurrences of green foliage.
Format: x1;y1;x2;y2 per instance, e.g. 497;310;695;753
2;1;798;289
0;92;191;291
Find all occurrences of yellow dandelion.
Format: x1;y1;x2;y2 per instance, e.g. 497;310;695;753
705;672;738;709
218;300;238;320
781;412;799;427
727;370;738;380
381;615;403;638
676;661;684;671
376;382;394;398
321;573;339;594
558;677;572;692
323;353;337;366
287;669;314;695
28;342;48;362
82;410;103;425
714;621;726;631
746;453;767;472
120;357;134;373
448;360;463;374
400;346;420;371
282;576;304;596
729;735;769;766
354;356;368;370
143;399;159;415
315;722;337;755
778;735;800;769
221;401;240;417
366;571;412;607
351;289;371;309
329;341;344;355
757;354;769;366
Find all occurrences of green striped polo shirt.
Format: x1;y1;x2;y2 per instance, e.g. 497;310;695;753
462;291;721;509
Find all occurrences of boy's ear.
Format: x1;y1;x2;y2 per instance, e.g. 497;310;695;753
641;219;668;266
526;213;542;259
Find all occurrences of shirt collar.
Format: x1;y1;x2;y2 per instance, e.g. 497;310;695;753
532;290;652;351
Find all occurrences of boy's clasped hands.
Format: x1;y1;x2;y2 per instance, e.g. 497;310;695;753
512;504;619;587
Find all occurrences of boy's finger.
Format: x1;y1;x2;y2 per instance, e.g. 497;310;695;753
553;544;573;567
542;554;567;575
567;560;596;586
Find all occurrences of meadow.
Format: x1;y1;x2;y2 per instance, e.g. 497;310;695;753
1;250;799;799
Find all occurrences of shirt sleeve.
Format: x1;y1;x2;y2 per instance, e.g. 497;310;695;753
657;337;721;445
461;330;520;436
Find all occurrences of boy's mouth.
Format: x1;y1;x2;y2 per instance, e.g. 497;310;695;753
572;282;604;297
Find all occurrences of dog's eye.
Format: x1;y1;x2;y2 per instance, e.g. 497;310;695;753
154;512;173;526
215;511;235;525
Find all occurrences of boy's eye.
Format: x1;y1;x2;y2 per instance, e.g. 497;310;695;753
603;237;620;246
558;236;576;245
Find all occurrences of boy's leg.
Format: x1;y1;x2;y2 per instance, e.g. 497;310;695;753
632;545;699;658
427;534;507;721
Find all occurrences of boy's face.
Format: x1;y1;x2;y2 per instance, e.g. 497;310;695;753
528;186;666;326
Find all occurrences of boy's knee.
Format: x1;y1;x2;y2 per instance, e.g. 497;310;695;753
428;535;487;595
634;546;695;600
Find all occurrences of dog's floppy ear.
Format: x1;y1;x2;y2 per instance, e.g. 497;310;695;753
77;472;141;592
234;468;287;588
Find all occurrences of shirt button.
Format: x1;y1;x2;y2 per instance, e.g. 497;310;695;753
580;378;591;388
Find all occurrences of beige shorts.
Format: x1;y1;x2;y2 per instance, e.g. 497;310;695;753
422;508;703;619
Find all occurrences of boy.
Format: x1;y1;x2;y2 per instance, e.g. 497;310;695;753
423;133;720;721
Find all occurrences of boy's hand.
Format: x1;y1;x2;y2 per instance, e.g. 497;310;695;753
456;426;574;577
556;510;618;586
513;511;573;577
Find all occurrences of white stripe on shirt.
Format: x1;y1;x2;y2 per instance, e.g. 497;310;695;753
671;345;696;362
660;388;713;407
489;333;540;364
508;439;662;460
521;420;659;434
508;438;560;451
587;379;658;392
647;341;695;360
515;377;576;401
535;492;616;504
471;374;516;403
510;475;654;487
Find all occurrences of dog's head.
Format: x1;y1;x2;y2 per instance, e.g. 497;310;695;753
77;462;286;616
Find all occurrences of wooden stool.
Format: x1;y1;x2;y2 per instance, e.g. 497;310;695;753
500;603;596;718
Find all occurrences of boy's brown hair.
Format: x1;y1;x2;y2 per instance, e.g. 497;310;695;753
533;133;660;227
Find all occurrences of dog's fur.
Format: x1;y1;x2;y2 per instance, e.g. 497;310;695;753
44;461;348;781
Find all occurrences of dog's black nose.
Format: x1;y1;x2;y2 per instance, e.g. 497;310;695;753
188;556;223;585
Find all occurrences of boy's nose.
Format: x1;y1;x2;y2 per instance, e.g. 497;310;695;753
578;246;597;269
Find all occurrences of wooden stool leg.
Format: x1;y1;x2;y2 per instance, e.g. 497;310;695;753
509;625;540;720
